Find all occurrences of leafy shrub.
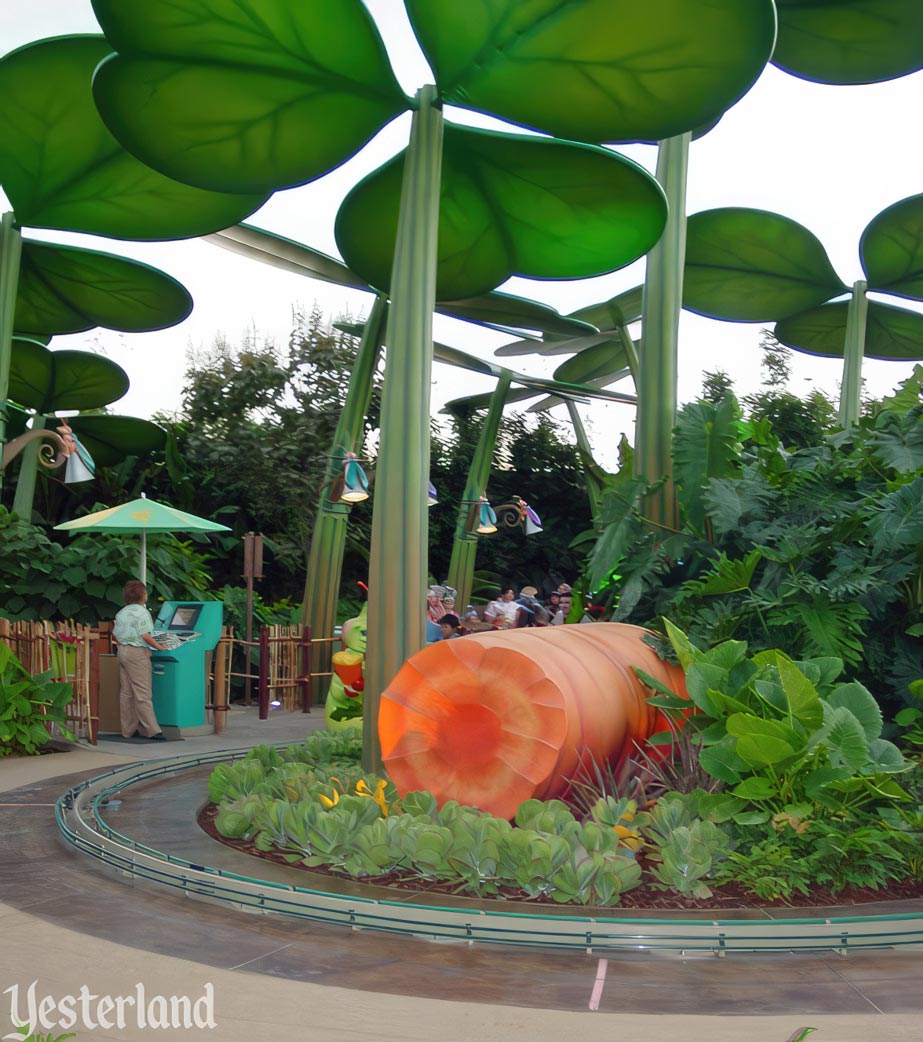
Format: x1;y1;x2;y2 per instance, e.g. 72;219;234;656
638;621;911;825
0;506;213;624
0;644;74;756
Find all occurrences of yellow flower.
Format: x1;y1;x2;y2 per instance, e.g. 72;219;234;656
614;824;642;851
318;789;339;809
355;778;390;817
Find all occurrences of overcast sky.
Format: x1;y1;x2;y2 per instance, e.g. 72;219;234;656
3;1;922;470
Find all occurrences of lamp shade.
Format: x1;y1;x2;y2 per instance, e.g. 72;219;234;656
523;502;543;535
63;434;95;484
477;500;497;535
340;455;369;504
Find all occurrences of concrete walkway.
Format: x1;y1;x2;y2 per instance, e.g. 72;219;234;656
1;710;921;1041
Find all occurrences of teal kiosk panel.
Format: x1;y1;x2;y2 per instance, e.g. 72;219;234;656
151;602;223;731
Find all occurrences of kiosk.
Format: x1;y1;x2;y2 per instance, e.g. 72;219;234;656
151;601;223;736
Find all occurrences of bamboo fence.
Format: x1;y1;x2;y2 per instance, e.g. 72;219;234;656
0;618;99;742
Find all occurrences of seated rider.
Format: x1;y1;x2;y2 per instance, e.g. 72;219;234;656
484;587;520;629
438;613;462;639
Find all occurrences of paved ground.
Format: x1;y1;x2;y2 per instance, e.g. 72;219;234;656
2;708;923;1041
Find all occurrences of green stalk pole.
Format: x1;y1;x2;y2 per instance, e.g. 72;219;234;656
635;133;690;531
302;293;388;697
564;400;603;518
0;212;23;498
446;370;513;610
364;85;443;773
617;322;640;389
838;279;868;428
11;414;46;520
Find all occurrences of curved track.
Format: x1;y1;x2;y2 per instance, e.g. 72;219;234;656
2;760;923;1015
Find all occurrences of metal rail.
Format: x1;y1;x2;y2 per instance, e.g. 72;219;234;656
55;752;923;954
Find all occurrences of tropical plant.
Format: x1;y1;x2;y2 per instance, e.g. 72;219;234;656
583;375;923;710
639;621;911;826
0;642;74;756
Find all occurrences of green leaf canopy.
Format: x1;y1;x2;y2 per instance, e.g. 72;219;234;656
8;339;129;413
773;0;923;84
860;194;923;301
90;0;407;194
335;123;667;300
775;300;923;360
405;0;776;143
683;208;846;322
0;36;268;241
15;239;193;336
67;414;166;467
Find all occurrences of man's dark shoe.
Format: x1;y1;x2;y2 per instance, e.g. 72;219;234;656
149;732;167;741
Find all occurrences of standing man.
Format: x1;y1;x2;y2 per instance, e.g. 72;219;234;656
113;580;168;740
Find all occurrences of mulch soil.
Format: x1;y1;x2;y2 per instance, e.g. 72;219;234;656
197;803;923;912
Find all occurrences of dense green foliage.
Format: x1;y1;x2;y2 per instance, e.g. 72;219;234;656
584;365;923;712
0;505;211;623
0;643;74;756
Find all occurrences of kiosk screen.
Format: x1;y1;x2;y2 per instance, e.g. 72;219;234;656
167;604;203;631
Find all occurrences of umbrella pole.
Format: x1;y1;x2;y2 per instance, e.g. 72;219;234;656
140;530;147;585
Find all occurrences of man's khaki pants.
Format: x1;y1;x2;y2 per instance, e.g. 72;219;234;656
118;645;161;737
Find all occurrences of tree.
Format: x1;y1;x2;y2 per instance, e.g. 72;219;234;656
156;308;378;602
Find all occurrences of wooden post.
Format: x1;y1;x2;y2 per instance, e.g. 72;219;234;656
300;626;312;714
258;625;270;720
242;532;263;705
212;626;229;734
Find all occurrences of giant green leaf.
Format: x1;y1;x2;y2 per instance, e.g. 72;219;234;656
553;338;631;384
570;286;644;332
438;291;594;337
207;224;593;337
336;123;667;300
405;0;776;143
495;332;615;358
67;414;166;467
773;0;923;84
860;194;923;301
15;240;193;336
683;209;845;322
0;36;267;241
775;300;923;360
8;340;129;413
90;0;407;194
442;386;541;417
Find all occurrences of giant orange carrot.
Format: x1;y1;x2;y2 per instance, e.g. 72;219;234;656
379;623;687;819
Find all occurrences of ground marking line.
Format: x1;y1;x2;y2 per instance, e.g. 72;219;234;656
588;957;608;1010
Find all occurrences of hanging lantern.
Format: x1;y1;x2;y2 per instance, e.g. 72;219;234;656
340;452;369;504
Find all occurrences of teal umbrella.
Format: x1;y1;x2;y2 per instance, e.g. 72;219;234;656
54;493;229;584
